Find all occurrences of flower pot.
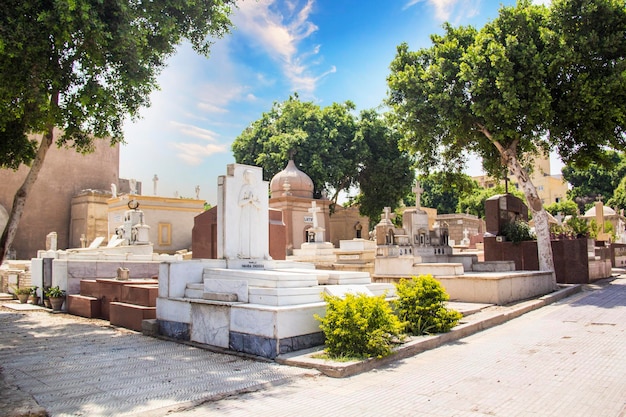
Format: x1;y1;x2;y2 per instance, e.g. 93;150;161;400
43;299;51;308
17;293;29;304
49;296;65;312
29;296;40;305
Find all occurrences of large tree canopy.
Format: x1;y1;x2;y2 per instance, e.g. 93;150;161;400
562;151;626;211
232;96;414;217
387;0;626;281
0;0;235;260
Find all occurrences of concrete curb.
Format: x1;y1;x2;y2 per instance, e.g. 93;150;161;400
276;284;583;378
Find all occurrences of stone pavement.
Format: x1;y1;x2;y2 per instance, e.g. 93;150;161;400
0;306;315;417
1;276;625;416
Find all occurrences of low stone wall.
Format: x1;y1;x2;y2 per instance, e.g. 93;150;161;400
484;237;591;284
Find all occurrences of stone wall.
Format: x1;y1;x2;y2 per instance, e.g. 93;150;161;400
0;131;119;259
484;237;591;284
436;214;484;246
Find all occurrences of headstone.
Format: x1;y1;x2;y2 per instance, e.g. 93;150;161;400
217;164;270;261
46;232;57;251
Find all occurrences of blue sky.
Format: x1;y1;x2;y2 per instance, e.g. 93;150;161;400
120;0;528;204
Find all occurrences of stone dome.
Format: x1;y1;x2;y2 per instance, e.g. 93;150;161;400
584;205;617;217
270;160;314;198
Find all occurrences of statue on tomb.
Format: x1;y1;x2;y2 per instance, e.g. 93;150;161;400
111;183;117;198
129;178;137;195
195;185;200;200
238;169;262;258
152;174;159;196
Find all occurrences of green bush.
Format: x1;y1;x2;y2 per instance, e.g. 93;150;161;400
501;220;535;244
394;275;462;335
315;292;405;359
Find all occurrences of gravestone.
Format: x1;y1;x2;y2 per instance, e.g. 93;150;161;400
217;164;270;262
484;194;528;236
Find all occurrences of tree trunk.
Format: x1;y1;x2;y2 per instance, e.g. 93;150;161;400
483;129;557;289
497;146;557;289
0;127;55;262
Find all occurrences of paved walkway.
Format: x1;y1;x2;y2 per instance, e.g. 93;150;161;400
1;277;625;417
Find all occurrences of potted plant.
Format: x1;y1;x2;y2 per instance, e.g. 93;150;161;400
28;286;39;305
14;286;31;304
42;286;51;308
45;286;66;311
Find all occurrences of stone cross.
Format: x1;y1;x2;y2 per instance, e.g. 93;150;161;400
308;201;321;228
152;174;159;196
413;181;424;210
383;206;391;222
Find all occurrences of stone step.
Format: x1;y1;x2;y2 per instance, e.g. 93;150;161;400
67;294;101;318
184;285;204;299
109;302;156;332
471;261;516;273
120;284;158;307
412;263;465;277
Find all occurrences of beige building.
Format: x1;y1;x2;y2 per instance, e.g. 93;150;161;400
107;196;205;254
472;154;568;206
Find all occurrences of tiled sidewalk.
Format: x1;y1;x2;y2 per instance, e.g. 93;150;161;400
0;308;315;417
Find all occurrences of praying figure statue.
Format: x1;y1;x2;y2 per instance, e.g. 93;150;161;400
238;169;262;258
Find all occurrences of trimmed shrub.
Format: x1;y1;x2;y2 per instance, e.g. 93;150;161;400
315;292;405;359
394;275;462;335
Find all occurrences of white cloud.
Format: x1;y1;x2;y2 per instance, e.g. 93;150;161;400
233;0;332;94
172;142;229;166
169;122;220;142
404;0;479;22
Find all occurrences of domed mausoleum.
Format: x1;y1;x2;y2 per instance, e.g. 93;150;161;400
269;160;368;256
269;159;314;198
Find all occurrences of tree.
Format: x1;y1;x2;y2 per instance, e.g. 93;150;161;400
562;150;626;212
544;199;579;217
353;110;414;222
232;97;414;213
387;0;626;284
416;172;479;214
0;0;235;261
233;95;365;202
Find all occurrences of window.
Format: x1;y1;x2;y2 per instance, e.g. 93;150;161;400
158;223;171;246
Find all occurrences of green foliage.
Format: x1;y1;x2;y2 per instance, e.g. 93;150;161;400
589;219;615;241
413;172;479;214
0;0;235;169
13;286;31;295
232;97;414;211
387;0;626;272
607;176;626;211
354;110;414;222
562;151;626;213
502;220;536;244
564;214;590;237
544;199;579;217
45;286;65;298
315;292;405;359
394;275;462;336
